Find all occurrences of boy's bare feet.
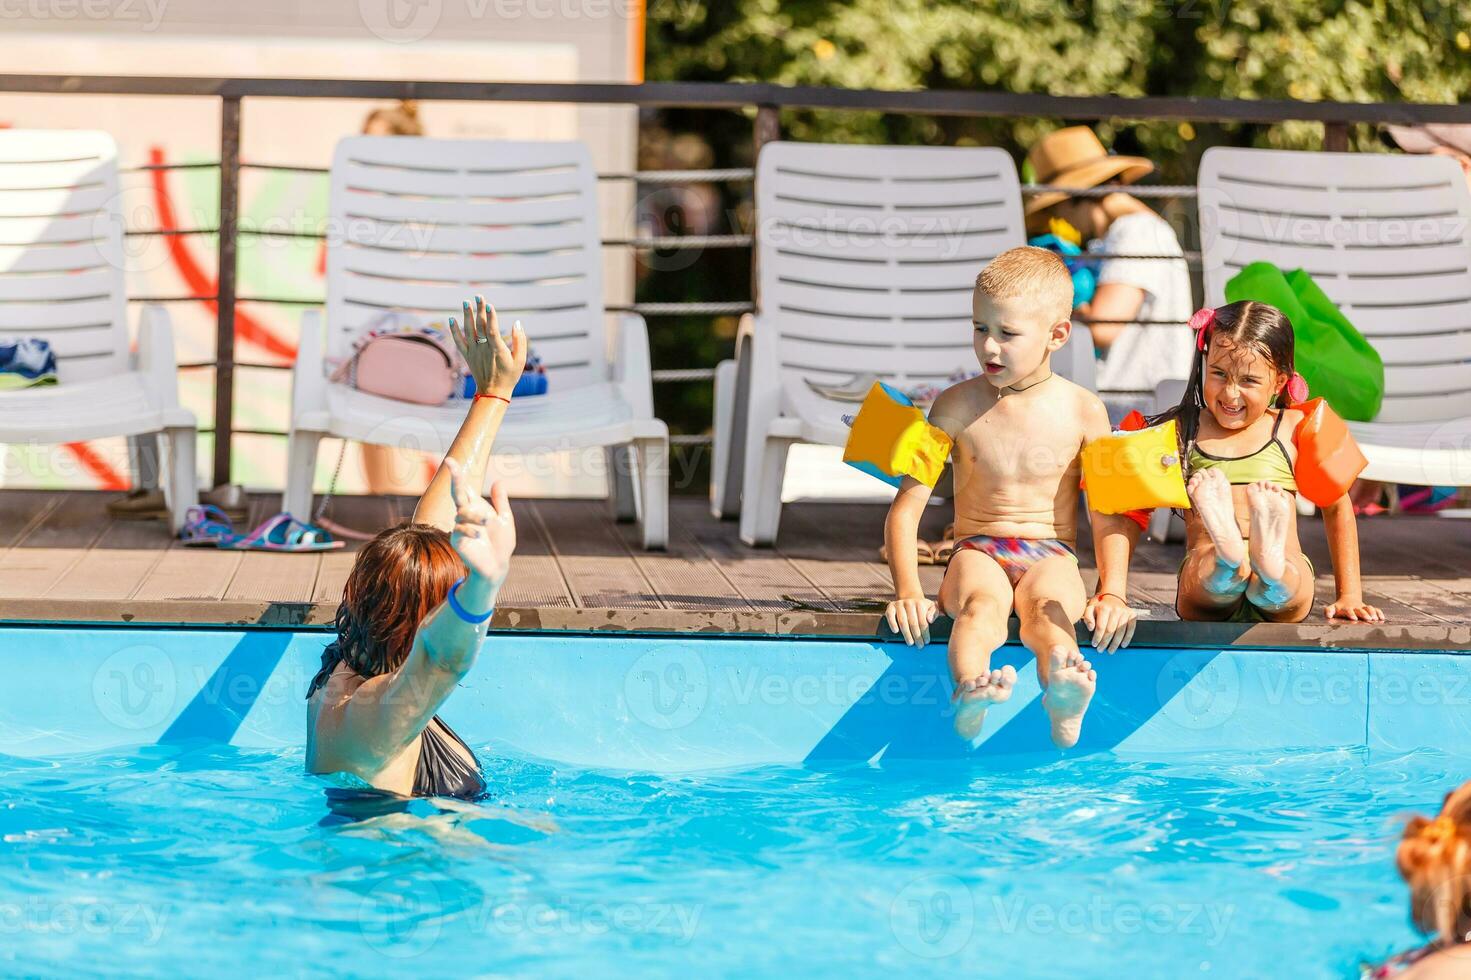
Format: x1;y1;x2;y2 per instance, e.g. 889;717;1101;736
1041;647;1095;749
1246;481;1292;585
1187;468;1246;568
952;665;1017;740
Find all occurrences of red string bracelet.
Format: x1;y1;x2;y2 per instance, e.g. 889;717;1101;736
474;393;510;405
1094;591;1128;605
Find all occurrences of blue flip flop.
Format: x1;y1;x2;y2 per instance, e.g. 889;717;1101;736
219;513;343;553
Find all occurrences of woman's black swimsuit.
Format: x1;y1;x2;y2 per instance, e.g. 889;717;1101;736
307;641;487;802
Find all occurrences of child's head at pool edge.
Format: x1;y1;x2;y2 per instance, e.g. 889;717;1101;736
972;246;1074;389
1397;781;1471;945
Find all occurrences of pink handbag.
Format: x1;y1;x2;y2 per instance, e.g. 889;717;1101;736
330;324;461;406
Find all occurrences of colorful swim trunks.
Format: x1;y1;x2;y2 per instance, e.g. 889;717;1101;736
949;535;1078;586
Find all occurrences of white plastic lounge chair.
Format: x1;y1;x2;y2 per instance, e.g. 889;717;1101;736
285;137;669;548
0;130;196;531
711;142;1027;545
1199;148;1471;491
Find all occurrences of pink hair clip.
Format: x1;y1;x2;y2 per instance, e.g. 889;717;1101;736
1285;372;1310;403
1189;307;1217;352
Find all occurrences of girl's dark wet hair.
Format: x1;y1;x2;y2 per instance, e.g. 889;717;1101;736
1150;300;1297;454
305;522;464;698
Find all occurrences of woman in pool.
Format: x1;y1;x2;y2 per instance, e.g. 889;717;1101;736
1155;300;1383;623
306;296;526;799
1365;782;1471;977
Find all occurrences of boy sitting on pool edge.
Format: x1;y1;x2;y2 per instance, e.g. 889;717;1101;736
883;246;1142;748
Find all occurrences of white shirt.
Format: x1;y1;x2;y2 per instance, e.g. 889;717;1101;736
1090;210;1195;393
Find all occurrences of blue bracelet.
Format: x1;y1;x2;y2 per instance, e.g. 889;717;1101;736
446;576;494;625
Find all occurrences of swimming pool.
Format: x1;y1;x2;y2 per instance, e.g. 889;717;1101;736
2;626;1466;975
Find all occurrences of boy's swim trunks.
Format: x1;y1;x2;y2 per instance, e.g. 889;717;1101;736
949;535;1077;586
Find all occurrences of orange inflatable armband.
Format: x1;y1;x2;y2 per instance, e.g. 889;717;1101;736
1292;398;1367;507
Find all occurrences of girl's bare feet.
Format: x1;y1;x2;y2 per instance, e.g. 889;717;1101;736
1187;468;1246;568
1246;481;1292;585
952;666;1017;740
1041;647;1095;749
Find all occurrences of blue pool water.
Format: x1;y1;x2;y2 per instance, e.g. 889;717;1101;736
0;742;1440;977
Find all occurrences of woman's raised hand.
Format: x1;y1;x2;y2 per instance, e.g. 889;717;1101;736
443;457;515;587
448;295;527;401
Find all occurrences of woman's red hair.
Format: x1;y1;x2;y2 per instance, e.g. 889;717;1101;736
326;522;464;682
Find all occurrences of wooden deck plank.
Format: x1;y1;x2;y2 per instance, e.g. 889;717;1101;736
0;489;61;549
223;551;323;603
498;554;575;608
130;548;243;601
626;504;750;612
673;502;839;611
534;499;661;609
311;551;357;605
42;518;173;601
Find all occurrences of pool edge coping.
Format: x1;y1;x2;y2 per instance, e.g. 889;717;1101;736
1;598;1468;652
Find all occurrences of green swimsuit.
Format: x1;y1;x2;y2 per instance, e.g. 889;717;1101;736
1186;409;1297;491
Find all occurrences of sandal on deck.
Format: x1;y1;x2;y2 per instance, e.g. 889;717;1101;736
180;505;239;548
220;513;343;553
879;539;937;565
933;523;958;565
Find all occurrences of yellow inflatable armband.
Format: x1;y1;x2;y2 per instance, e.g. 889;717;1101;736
1080;418;1190;514
842;382;953;488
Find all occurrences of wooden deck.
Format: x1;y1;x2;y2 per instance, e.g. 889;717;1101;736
0;490;1468;649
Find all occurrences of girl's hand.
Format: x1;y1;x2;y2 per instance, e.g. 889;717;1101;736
444;457;515;587
1083;594;1138;652
885;596;938;646
1326;596;1385;623
448;295;527;400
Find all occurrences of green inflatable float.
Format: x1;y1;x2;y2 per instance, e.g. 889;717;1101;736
1224;262;1384;422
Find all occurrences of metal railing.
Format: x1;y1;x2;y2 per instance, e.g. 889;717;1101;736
2;73;1468;484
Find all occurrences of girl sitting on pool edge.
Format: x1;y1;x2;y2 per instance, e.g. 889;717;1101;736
305;296;526;799
1154;300;1383;624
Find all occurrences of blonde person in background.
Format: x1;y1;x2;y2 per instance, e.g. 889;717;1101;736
355;101;438;497
1363;781;1471;977
1025;127;1194;417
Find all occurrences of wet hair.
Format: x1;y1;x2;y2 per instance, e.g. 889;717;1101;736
305;522;464;698
974;245;1074;326
363;100;424;137
1398;782;1471;944
1151;300;1297;456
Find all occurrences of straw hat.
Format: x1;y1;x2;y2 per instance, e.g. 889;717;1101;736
1385;123;1471;158
1024;126;1155;216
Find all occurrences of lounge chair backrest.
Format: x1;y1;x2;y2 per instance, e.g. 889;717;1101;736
1199;147;1471;424
326;137;607;389
756;142;1026;392
0;130;129;382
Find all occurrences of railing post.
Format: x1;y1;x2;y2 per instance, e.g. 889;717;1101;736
213;95;242;489
1324;121;1349;152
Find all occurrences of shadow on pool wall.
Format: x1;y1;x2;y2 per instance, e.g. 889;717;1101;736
0;627;1467;769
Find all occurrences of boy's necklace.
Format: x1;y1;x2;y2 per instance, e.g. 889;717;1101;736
1003;372;1053;395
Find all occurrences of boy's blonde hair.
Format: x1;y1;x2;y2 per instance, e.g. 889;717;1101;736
974;245;1074;325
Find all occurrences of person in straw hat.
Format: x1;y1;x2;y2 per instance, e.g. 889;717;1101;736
1025;127;1194;405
